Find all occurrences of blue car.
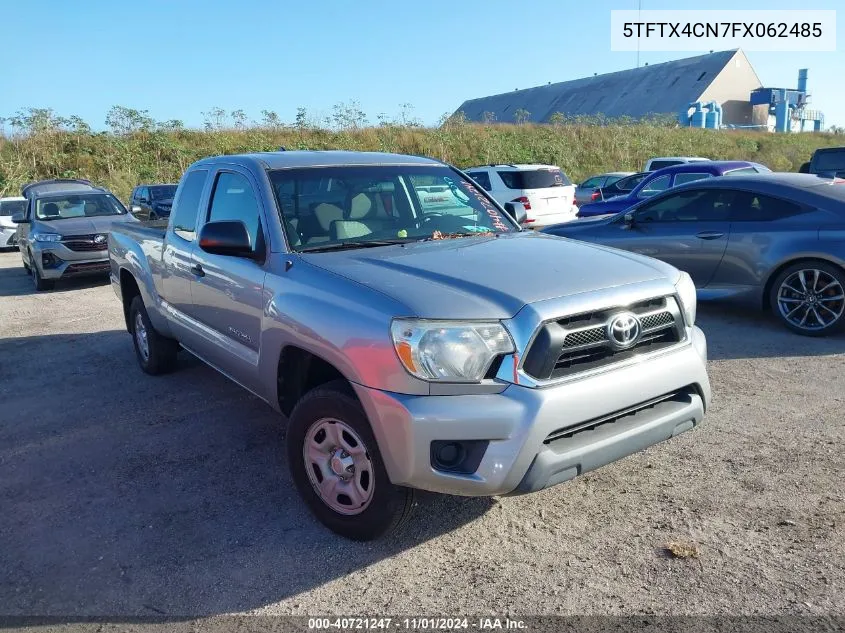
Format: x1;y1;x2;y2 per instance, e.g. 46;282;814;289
575;161;771;218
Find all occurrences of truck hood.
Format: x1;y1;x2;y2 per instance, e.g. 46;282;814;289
35;214;136;235
300;232;675;319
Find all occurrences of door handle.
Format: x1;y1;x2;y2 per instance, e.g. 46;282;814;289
695;231;724;240
190;264;205;277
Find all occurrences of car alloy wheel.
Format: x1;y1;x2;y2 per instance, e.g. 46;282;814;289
776;268;845;332
303;417;375;515
134;311;150;362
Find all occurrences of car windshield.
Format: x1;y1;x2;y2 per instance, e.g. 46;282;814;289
815;150;845;172
0;199;26;216
149;185;177;200
35;193;127;221
498;169;571;189
269;165;517;252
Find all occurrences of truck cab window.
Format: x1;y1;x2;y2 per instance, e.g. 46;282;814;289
170;170;207;241
208;172;261;249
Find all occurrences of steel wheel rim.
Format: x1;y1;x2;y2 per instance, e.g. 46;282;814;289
303;417;374;515
777;269;845;331
134;312;150;361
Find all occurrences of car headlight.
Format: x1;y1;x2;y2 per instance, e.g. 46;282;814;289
32;232;62;243
675;271;697;327
390;319;515;382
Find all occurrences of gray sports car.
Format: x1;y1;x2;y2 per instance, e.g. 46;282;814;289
542;173;845;336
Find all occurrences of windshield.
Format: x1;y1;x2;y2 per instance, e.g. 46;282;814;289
498;168;571;189
35;193;127;221
149;185;177;201
269;165;517;252
0;199;26;216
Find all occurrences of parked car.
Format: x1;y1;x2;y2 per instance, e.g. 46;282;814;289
644;156;710;171
799;146;845;178
595;171;650;201
0;196;27;248
109;150;710;540
464;164;578;227
576;161;772;218
575;172;634;205
13;178;137;290
543;173;845;336
129;183;178;220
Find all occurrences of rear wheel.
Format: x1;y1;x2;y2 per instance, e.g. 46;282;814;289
129;296;179;374
286;380;415;540
770;261;845;336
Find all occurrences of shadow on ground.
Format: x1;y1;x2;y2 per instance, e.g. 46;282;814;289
697;301;845;361
0;264;110;297
0;331;493;617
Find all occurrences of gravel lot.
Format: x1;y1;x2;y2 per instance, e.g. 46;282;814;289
0;249;843;619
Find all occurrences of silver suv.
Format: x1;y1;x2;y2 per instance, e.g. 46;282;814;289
14;179;137;290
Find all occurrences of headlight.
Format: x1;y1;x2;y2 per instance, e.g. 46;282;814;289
391;319;515;382
675;271;697;327
33;232;62;243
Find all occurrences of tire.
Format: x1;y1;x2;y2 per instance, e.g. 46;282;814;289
31;259;55;291
129;295;179;374
769;260;845;336
149;211;157;221
286;380;415;540
22;256;30;273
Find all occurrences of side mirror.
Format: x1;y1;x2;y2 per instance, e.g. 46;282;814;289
503;201;528;226
798;162;811;174
622;212;635;228
11;213;29;224
198;220;256;258
130;205;142;214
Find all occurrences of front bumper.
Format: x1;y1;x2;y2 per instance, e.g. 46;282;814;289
31;242;110;279
354;327;709;497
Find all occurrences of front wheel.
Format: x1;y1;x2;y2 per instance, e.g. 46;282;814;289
31;260;55;291
286;380;415;540
770;261;845;336
129;296;179;374
149;211;157;221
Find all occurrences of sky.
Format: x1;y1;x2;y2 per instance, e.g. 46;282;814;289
1;0;843;130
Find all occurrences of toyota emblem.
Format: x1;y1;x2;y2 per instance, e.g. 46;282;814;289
607;312;641;349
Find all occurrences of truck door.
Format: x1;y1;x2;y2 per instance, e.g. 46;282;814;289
189;167;268;391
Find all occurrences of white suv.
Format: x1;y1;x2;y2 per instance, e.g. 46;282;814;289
464;164;577;228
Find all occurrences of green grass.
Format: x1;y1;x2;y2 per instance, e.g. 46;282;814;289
1;122;842;200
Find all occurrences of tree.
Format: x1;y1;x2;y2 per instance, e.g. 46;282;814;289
261;109;283;130
201;107;227;131
231;109;247;130
106;106;154;135
514;108;531;124
548;112;566;126
482;111;497;124
332;100;368;131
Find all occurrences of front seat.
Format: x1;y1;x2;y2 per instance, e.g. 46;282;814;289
41;202;60;218
309;203;344;243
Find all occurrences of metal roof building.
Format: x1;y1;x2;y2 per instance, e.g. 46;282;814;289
454;49;764;127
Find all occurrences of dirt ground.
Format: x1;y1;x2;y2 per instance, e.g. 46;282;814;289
0;250;843;619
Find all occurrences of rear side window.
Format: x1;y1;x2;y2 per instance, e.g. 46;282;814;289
674;173;712;185
648;160;682;171
498;169;571;190
639;174;671;198
466;171;492;191
723;167;760;177
207;171;262;249
170;170;207;240
614;173;647;191
730;191;805;221
579;176;605;189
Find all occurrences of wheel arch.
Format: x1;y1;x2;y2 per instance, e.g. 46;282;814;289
762;255;845;311
276;345;354;417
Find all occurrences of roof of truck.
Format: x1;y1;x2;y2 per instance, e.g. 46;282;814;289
194;150;443;170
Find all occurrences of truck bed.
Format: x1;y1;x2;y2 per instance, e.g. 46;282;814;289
116;220;168;241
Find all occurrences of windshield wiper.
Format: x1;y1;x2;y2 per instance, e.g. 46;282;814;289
299;239;409;253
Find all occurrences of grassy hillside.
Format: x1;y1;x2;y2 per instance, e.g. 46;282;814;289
1;122;843;201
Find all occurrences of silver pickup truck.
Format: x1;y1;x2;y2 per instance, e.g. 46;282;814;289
109;151;711;540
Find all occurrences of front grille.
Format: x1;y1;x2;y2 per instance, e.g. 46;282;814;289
521;296;683;381
543;386;696;444
62;234;107;252
64;261;110;276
